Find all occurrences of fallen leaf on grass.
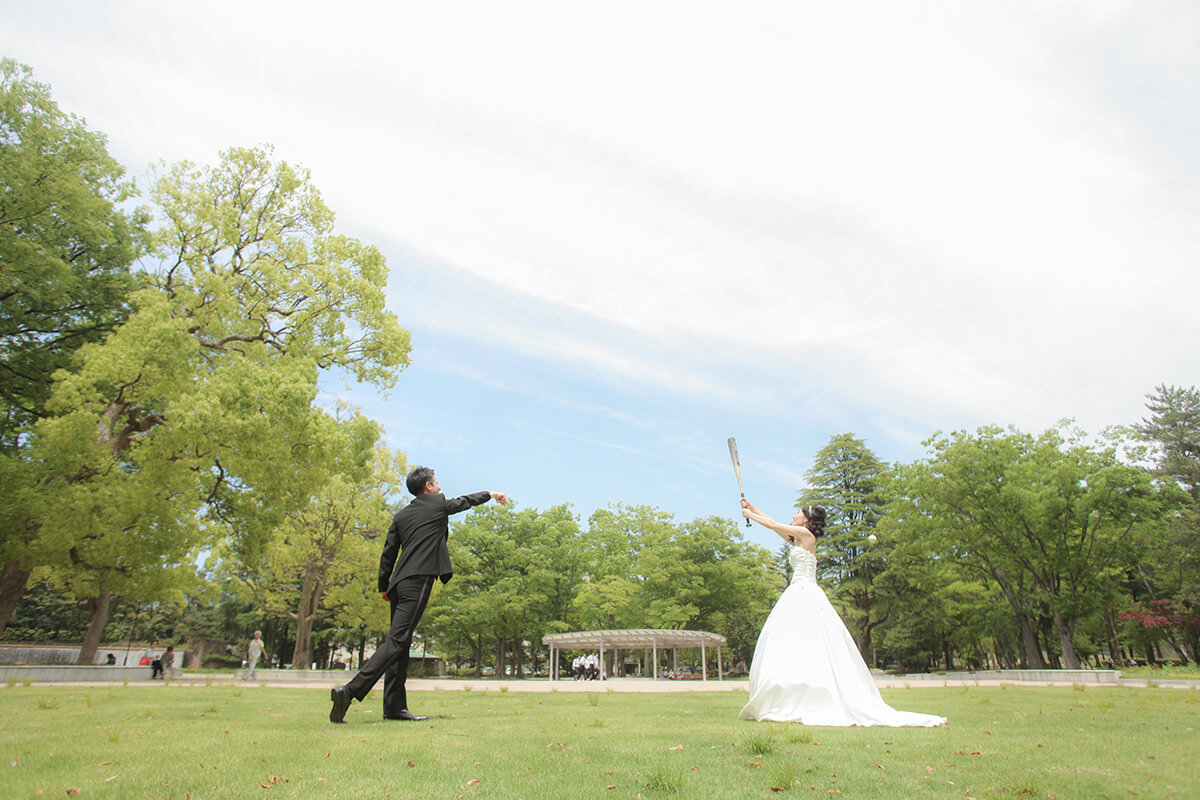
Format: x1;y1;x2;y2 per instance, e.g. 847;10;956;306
925;767;935;774
406;762;416;768
606;785;617;790
318;778;327;783
66;790;81;797
669;745;684;751
323;753;330;759
747;762;761;768
466;779;481;786
874;763;885;770
104;776;117;783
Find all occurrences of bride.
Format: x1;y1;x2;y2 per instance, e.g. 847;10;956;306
738;499;945;727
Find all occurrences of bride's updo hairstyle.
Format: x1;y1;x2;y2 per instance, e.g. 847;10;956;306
803;506;827;538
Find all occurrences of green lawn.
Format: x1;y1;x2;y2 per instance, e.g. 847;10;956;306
1;683;1196;799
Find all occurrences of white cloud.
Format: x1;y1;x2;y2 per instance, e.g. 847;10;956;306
4;0;1196;442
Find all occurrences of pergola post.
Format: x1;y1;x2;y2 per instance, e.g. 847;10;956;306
652;638;658;680
701;642;708;680
718;646;723;680
599;640;605;681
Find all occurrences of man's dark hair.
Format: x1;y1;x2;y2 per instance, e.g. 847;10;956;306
406;466;436;496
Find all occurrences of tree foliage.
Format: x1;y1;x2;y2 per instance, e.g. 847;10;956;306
0;59;145;450
886;424;1177;669
0;59;147;632
228;410;404;670
2;145;411;661
797;433;890;661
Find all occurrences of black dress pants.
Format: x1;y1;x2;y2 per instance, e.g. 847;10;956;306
345;575;435;716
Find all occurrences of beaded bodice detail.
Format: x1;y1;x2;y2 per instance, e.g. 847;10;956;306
788;547;818;586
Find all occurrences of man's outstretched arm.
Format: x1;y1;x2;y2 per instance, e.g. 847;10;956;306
445;491;509;515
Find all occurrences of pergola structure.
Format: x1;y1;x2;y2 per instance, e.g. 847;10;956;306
542;629;727;681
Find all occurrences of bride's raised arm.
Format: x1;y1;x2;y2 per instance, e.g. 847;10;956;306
741;499;811;546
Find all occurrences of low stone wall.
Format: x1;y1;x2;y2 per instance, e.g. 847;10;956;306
892;669;1121;684
0;664;154;683
0;643;187;667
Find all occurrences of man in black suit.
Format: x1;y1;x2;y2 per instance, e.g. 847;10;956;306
330;466;508;723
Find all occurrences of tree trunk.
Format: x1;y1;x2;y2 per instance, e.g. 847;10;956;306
494;636;507;678
1104;612;1126;667
1039;615;1061;668
290;572;318;670
1015;612;1046;669
0;560;32;634
77;592;111;664
1052;608;1081;669
291;615;313;670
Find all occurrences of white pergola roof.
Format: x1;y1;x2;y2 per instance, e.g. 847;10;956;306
542;629;727;649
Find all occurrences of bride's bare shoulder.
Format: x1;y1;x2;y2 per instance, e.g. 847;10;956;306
786;526;817;548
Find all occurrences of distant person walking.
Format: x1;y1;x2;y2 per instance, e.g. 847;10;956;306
244;631;265;680
328;467;507;724
161;645;177;679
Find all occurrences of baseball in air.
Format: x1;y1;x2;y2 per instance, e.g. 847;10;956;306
868;534;878;544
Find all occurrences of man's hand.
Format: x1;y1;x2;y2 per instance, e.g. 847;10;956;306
490;491;509;506
380;591;390;601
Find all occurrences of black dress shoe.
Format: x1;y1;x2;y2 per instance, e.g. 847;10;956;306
329;686;352;724
383;709;428;721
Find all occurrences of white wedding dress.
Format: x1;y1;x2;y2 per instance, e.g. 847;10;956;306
739;546;946;727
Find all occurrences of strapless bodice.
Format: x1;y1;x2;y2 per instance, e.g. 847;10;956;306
789;546;818;586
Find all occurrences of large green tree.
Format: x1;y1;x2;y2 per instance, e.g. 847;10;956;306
230;413;404;671
0;60;145;630
891;424;1174;669
6;146;411;661
1130;385;1200;662
797;433;890;661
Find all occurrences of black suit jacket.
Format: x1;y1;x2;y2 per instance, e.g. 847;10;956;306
377;491;492;596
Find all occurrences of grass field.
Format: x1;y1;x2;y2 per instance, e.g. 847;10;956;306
2;683;1196;800
1114;663;1200;681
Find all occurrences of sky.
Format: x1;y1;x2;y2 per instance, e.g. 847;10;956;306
4;1;1197;552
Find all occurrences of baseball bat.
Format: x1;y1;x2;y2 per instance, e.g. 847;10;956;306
727;437;751;527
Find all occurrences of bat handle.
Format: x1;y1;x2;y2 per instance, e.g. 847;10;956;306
741;493;750;527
